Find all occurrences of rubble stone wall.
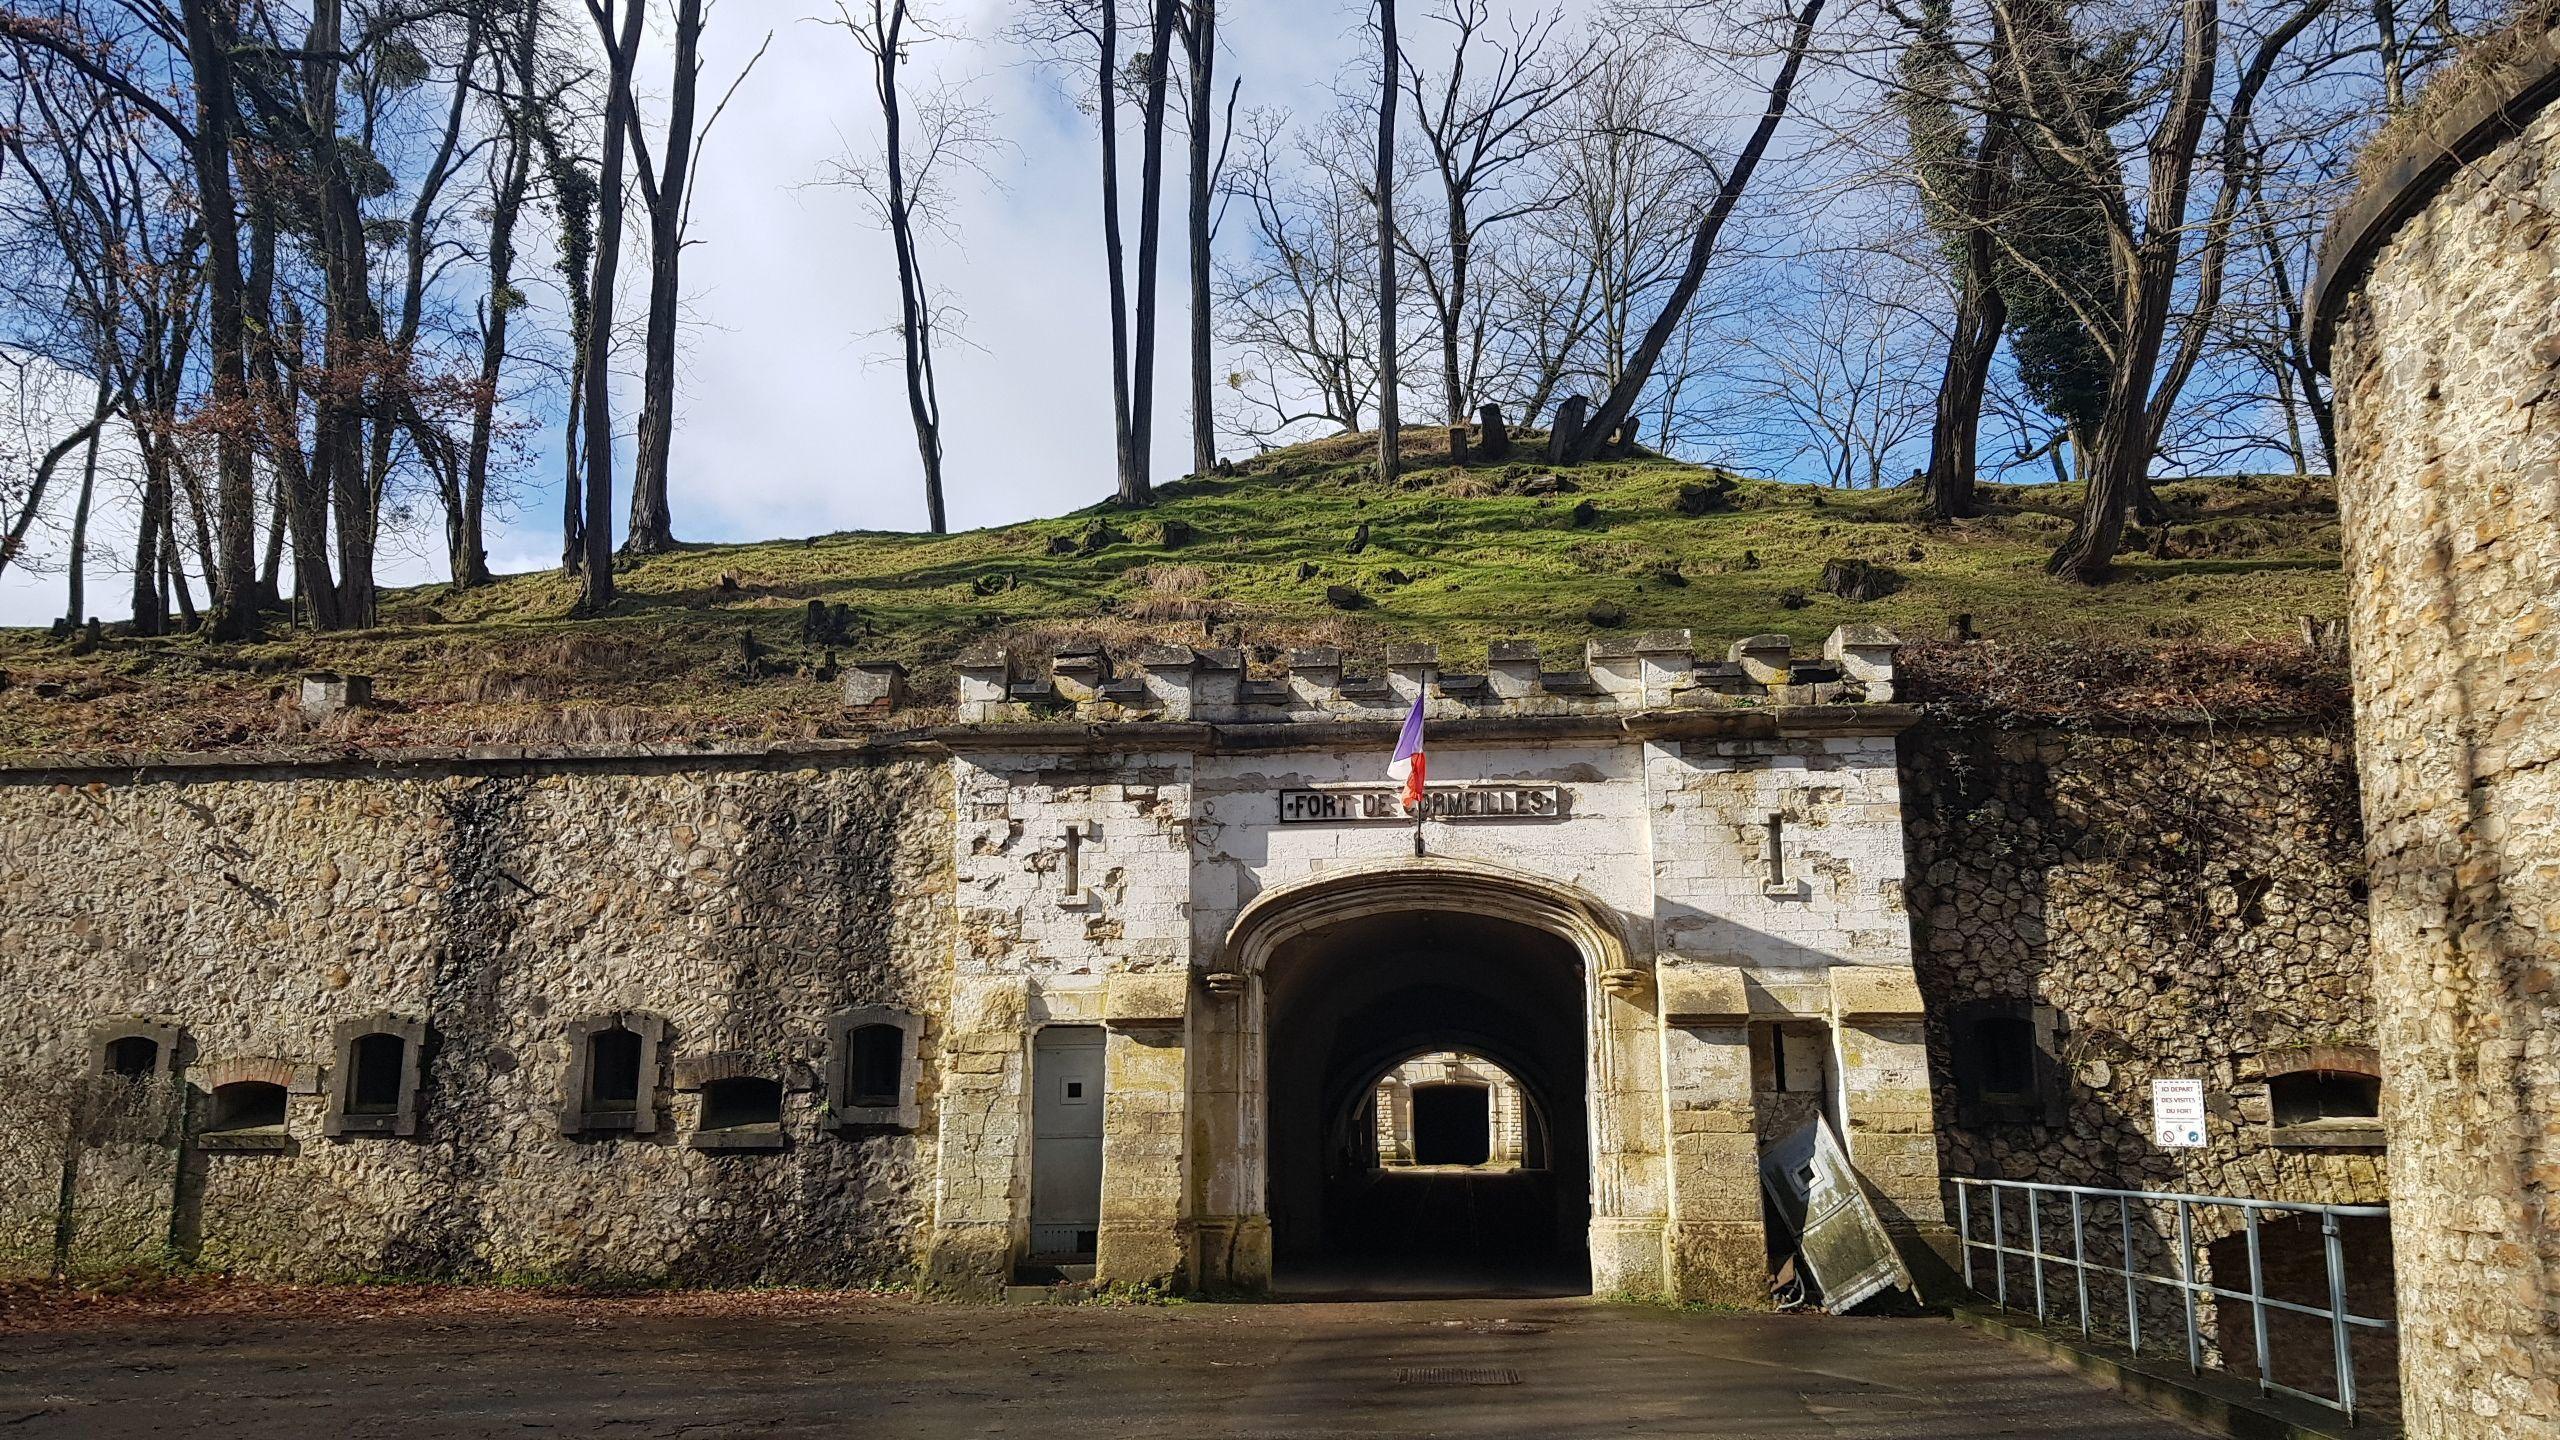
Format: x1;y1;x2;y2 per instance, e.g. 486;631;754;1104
0;757;952;1285
1902;720;2388;1403
1903;722;2383;1208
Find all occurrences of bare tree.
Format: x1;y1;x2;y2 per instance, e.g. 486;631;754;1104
1496;42;1711;425
1373;0;1400;482
828;0;996;532
1213;109;1383;442
1397;0;1590;425
623;0;767;555
1559;0;1827;465
1740;252;1941;489
579;0;647;607
455;0;547;590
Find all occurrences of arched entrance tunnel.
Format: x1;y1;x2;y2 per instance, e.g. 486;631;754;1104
1265;907;1591;1295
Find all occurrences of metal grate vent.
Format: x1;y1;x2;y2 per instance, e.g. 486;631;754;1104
1394;1366;1522;1387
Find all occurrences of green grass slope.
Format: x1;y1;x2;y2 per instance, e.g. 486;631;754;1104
0;433;2347;761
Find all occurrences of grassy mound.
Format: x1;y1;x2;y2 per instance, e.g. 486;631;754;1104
0;436;2347;760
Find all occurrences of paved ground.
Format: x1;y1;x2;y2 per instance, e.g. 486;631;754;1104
0;1290;2203;1438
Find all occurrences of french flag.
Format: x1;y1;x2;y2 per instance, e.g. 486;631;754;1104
1388;692;1427;814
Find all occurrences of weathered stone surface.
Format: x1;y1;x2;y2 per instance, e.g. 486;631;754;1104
0;760;952;1286
2322;61;2560;1435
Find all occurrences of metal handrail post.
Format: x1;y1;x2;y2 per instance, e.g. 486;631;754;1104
2245;1205;2273;1395
1957;1183;1973;1292
2070;1191;2090;1337
2029;1191;2048;1322
2324;1210;2356;1423
2121;1200;2141;1355
1992;1186;2008;1310
2178;1200;2202;1375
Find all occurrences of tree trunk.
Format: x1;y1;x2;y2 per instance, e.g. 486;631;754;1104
66;417;102;627
178;0;259;639
1185;0;1219;477
130;447;169;636
258;472;285;608
626;0;705;555
1922;113;2009;522
250;217;340;629
580;0;648;608
457;74;525;588
1126;0;1179;506
873;1;948;533
1103;0;1138;503
2047;0;2221;582
302;0;385;629
1440;178;1467;425
164;506;199;629
1374;0;1400;484
1564;0;1825;465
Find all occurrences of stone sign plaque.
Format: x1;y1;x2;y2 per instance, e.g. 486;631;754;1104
1277;784;1565;823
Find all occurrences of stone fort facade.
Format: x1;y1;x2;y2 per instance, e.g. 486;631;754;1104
0;624;2385;1314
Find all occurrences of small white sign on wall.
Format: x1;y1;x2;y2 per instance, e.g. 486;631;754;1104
2152;1079;2207;1148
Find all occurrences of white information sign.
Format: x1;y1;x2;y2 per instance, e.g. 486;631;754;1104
2152;1079;2207;1148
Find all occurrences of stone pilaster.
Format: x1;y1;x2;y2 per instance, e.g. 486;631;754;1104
1095;972;1191;1291
1589;970;1670;1297
923;976;1031;1297
1658;966;1770;1306
1830;967;1956;1293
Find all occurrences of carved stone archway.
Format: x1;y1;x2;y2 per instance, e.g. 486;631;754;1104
1191;859;1669;1296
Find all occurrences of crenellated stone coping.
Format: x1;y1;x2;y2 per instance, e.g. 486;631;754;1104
931;625;1899;724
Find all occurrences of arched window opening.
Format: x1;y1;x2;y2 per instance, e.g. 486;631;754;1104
701;1076;783;1132
587;1028;644;1114
327;1014;427;1138
106;1035;160;1079
824;1007;923;1132
557;1013;665;1137
848;1025;905;1109
2263;1046;2384;1150
207;1080;287;1134
347;1033;407;1115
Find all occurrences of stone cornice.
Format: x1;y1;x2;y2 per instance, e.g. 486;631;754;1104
2310;22;2560;365
0;704;1923;785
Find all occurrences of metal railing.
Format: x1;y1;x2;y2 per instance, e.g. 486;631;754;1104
1950;1177;2394;1423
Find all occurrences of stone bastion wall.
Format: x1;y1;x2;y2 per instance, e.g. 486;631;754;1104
2314;20;2560;1434
0;754;953;1285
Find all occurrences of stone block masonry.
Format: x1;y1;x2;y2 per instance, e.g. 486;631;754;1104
2316;22;2560;1434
